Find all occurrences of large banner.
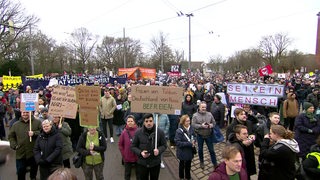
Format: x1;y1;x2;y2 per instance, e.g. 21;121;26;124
75;86;100;127
118;67;156;80
2;75;22;91
48;86;77;119
227;83;284;107
131;85;183;115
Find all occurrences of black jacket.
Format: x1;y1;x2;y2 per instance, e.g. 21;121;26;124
34;126;63;166
131;126;167;168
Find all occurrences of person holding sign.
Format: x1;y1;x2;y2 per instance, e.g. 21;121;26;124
99;88;116;143
8;111;42;180
131;113;167;180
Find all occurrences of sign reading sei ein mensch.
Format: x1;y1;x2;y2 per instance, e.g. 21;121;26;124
131;85;183;115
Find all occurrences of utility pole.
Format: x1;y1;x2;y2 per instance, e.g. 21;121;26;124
29;24;34;75
123;27;126;68
186;13;193;71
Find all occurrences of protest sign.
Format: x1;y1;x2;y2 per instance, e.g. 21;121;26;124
75;86;100;127
20;93;38;111
131;85;183;115
48;86;77;119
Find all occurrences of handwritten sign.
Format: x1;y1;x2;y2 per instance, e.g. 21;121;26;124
20;93;38;111
48;86;77;119
131;85;183;115
75;85;100;127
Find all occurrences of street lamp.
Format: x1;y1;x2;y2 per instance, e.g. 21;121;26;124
186;13;193;71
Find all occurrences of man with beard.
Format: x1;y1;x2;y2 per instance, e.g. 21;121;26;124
8;111;42;180
131;113;167;180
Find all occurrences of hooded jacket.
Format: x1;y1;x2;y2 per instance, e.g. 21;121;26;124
208;161;248;180
259;138;300;180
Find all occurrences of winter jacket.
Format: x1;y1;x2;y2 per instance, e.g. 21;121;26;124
302;144;320;180
228;133;256;176
210;101;225;128
258;138;300;180
53;122;73;161
208;161;248;180
174;125;196;161
283;93;299;118
181;95;196;120
294;113;320;157
76;129;107;162
8;117;42;159
113;98;125;125
100;95;116;119
130;126;167;168
156;114;170;138
33;126;63;166
226;119;254;142
192;111;216;138
306;92;319;109
118;125;138;163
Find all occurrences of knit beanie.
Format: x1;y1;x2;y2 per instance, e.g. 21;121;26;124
303;102;314;111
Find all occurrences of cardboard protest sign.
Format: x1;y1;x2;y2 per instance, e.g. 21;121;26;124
131;85;183;115
75;85;100;127
20;93;38;112
48;86;77;119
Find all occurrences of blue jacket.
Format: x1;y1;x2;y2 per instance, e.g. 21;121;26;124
174;125;196;161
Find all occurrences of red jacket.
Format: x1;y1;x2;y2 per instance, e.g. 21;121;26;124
208;162;248;180
118;125;138;163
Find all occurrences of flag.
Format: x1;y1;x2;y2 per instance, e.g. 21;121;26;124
258;65;273;76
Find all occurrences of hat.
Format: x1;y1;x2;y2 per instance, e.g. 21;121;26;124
41;107;49;113
303;102;314;111
0;91;3;96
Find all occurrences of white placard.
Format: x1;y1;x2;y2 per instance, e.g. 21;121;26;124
21;93;38;103
229;94;278;107
227;83;284;96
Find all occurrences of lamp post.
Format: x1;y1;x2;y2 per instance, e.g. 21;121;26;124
186;13;193;71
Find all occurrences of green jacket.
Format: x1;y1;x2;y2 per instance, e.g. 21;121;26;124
54;122;73;160
8;117;42;159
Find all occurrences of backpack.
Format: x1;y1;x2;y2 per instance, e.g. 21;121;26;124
0;102;6;113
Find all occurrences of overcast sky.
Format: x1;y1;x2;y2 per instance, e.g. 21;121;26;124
18;0;319;62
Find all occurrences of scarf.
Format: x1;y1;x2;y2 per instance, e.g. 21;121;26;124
306;112;317;123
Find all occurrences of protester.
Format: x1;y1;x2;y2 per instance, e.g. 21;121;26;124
295;102;320;160
34;119;63;180
192;101;218;169
131;113;167;180
208;144;248;180
52;115;73;168
0;91;8;140
255;112;282;148
301;135;320;180
8;111;42;180
306;88;319;110
76;127;107;180
118;115;139;180
174;115;196;180
38;107;53;122
181;94;197;121
226;108;255;144
156;113;170;168
258;125;300;180
228;124;256;178
283;92;299;131
99;88;116;143
113;93;126;136
64;111;83;151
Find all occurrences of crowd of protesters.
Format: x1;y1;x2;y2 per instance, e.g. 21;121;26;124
0;69;320;179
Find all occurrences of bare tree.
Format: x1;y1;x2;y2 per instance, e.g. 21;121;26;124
258;33;292;68
68;27;97;73
0;0;39;63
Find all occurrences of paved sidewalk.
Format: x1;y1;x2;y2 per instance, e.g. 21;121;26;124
163;128;259;180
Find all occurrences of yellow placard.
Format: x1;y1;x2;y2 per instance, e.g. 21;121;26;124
2;75;22;91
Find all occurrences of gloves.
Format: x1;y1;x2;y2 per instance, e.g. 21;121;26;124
38;159;49;166
307;129;313;134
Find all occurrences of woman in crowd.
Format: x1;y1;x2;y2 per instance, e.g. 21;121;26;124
113;93;126;136
76;127;107;180
295;102;320;160
118;115;139;180
174;115;196;180
52;115;73;168
258;125;300;180
34;120;63;180
181;94;196;121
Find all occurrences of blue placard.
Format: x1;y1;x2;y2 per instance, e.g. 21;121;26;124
25;102;35;111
